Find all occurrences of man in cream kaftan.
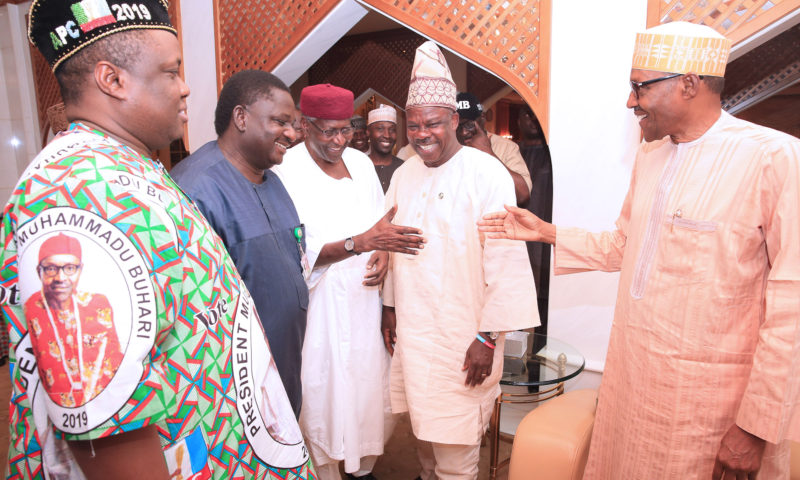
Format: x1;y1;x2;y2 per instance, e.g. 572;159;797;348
383;41;537;479
557;110;800;479
479;22;800;479
384;146;538;445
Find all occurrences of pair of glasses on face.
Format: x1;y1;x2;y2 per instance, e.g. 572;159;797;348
39;263;81;277
630;73;705;99
629;73;682;98
306;118;354;139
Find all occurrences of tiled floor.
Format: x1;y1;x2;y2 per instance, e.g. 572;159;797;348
0;372;515;480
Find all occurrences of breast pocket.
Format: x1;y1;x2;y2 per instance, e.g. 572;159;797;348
658;216;718;283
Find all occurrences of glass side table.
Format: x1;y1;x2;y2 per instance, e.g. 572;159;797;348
489;333;585;480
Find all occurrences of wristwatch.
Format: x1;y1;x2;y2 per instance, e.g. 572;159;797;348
344;237;360;255
481;331;500;341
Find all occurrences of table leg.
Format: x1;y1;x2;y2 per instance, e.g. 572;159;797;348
489;394;502;480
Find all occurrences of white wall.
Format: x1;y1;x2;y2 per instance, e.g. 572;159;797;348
179;0;217;153
0;2;40;207
547;0;647;386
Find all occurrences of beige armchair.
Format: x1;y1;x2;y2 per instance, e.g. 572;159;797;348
509;389;800;480
508;389;597;480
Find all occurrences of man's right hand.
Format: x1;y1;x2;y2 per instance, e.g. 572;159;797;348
354;205;426;255
381;306;397;355
477;205;556;244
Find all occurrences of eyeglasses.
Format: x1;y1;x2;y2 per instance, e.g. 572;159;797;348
39;263;81;277
306;118;353;139
629;73;684;98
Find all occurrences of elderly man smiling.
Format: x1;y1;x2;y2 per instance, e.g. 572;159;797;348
275;83;425;480
479;22;800;479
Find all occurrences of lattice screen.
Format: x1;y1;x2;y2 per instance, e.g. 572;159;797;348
308;29;422;108
362;0;551;137
214;0;340;87
307;28;508;112
648;0;800;44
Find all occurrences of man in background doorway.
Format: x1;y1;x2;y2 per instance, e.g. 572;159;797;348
367;104;404;193
349;115;370;153
456;92;531;206
517;105;553;335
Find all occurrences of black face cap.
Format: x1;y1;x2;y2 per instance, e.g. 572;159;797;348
28;0;175;73
456;92;483;121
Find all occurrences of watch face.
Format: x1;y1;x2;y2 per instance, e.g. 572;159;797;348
344;237;355;252
489;332;500;340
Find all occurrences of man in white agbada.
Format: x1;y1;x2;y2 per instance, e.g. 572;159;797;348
381;42;539;480
273;83;425;480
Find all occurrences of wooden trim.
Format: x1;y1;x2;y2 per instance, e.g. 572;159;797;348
539;0;551;140
358;0;553;141
725;2;800;45
647;0;800;46
212;0;222;95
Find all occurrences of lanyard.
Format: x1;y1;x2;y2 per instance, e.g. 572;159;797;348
42;291;84;391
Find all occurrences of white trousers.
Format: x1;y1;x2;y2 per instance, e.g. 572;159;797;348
417;439;481;480
314;455;378;480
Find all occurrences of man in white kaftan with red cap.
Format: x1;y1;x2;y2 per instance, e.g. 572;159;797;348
479;22;800;479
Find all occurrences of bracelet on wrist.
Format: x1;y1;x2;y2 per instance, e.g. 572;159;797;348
476;333;496;349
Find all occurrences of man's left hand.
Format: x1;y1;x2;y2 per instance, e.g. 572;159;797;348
712;424;767;480
462;337;495;387
363;251;388;286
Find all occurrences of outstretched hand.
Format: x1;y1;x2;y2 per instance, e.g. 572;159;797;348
477;205;556;244
357;205;426;255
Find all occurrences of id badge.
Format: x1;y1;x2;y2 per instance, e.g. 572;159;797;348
293;225;312;281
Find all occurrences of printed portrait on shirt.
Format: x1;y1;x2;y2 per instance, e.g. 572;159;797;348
16;207;157;434
24;233;123;407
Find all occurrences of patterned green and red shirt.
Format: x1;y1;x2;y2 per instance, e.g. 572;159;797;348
0;123;314;479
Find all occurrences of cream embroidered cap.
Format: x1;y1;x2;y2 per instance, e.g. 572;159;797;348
632;21;732;77
406;41;458;110
367;104;397;125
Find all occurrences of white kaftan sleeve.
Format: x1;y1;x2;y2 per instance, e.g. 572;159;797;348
478;159;538;333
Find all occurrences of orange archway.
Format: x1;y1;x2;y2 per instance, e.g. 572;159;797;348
213;0;552;139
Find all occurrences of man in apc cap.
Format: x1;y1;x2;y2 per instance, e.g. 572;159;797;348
2;2;314;479
479;21;800;478
381;41;537;479
274;84;424;480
